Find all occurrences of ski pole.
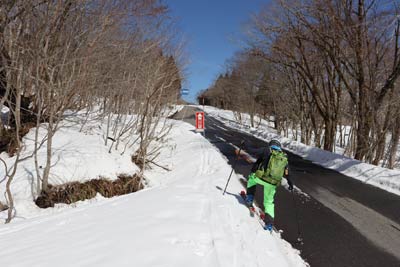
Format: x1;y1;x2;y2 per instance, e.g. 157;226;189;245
223;140;245;195
291;189;303;244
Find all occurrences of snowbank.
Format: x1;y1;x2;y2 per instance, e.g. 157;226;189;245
0;110;139;220
204;105;400;196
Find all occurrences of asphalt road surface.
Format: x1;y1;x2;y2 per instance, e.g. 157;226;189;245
172;106;400;267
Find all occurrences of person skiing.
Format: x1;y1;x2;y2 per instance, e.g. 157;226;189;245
245;139;293;231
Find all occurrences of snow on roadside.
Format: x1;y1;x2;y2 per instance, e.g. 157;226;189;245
203;105;400;196
163;104;185;117
0;115;308;267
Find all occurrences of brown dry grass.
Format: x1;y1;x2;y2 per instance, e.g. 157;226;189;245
35;174;143;208
0;201;8;211
1;122;36;156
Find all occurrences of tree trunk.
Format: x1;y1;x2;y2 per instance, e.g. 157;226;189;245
354;112;371;160
323;118;336;152
388;116;400;169
6;81;21;223
42;87;55;192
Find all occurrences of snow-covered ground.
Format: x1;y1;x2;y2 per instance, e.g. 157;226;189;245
0;107;307;267
0;105;185;220
0;111;139;220
203;105;400;196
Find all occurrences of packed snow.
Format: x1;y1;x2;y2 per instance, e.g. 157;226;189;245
0;107;307;267
203;105;400;196
1;105;9;114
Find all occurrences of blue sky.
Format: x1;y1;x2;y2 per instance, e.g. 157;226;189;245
165;0;268;103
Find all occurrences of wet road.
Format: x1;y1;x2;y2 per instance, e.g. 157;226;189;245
172;106;400;267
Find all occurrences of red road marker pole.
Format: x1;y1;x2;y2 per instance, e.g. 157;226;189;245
196;112;205;133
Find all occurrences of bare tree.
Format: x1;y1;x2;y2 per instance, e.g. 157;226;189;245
0;0;184;218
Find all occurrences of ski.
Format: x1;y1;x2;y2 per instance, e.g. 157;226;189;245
240;190;279;233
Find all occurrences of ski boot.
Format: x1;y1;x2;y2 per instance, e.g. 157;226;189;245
245;194;254;207
264;222;273;232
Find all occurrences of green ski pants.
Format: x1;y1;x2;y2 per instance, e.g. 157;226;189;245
246;173;276;218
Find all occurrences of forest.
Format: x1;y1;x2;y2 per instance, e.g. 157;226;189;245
202;0;400;169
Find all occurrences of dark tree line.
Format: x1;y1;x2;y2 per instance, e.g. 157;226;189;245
202;0;400;169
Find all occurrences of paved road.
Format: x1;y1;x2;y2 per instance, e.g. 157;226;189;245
172;106;400;267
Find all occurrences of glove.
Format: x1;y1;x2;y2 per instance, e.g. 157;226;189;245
288;183;294;191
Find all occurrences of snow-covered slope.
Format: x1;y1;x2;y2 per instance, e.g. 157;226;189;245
0;111;306;266
0;111;139;220
203;105;400;196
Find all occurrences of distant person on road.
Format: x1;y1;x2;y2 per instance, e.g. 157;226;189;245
245;139;293;231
